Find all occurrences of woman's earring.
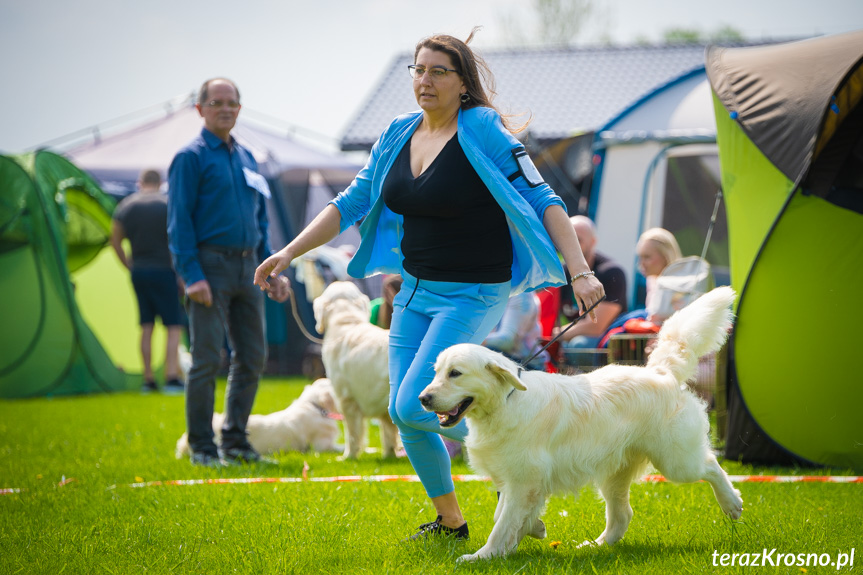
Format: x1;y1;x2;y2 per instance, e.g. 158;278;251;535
460;93;470;104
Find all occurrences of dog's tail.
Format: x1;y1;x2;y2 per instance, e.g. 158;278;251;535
646;286;736;384
175;433;190;459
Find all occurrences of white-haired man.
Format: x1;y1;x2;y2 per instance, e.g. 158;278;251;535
555;215;626;348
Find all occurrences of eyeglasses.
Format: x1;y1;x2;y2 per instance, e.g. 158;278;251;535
407;65;458;80
203;99;240;109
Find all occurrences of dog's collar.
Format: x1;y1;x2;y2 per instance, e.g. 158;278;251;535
312;403;329;417
506;366;526;402
508;367;525;401
311;402;341;420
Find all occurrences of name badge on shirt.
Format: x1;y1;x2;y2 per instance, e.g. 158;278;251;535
243;167;271;199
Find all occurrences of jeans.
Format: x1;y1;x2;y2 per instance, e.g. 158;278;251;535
185;248;266;455
388;270;509;498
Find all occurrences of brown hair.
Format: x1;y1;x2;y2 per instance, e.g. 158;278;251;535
138;169;161;187
414;27;528;133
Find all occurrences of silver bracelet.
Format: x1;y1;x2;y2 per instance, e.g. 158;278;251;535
570;270;595;283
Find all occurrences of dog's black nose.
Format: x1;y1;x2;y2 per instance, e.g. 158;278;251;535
419;394;432;407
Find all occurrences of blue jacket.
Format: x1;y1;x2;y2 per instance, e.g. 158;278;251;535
330;107;567;295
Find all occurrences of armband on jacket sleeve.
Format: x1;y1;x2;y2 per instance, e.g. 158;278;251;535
508;147;545;188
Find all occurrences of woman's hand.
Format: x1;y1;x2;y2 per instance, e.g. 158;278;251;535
254;249;293;292
255;204;342;294
570;274;605;322
540;205;605;321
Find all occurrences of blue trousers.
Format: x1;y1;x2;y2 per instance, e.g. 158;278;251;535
388;270;510;498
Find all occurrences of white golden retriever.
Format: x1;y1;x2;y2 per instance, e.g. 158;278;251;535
175;378;342;458
314;281;400;459
420;287;743;562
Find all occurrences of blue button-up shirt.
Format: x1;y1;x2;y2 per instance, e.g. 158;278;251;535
167;128;270;286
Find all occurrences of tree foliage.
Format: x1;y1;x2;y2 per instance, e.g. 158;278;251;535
662;24;745;44
499;0;597;46
534;0;594;44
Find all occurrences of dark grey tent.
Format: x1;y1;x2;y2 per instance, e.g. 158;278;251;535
706;30;863;470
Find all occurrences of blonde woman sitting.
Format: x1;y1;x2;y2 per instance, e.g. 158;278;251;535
596;228;683;349
636;227;682;324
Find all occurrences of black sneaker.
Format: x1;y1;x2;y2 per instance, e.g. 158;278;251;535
405;516;469;541
141;380;158;394
163;379;185;395
219;445;273;465
189;451;222;468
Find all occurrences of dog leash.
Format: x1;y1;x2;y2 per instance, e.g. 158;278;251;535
284;285;325;344
516;295;606;377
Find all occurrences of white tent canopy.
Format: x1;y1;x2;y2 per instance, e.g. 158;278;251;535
62;96;359;196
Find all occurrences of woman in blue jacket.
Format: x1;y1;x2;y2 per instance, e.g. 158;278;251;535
254;28;604;541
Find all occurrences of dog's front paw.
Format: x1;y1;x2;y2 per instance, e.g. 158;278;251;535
528;518;546;539
576;538;604;549
715;486;743;520
457;553;479;563
722;490;743;520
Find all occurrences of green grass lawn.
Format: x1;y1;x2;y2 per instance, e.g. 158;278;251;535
1;377;861;574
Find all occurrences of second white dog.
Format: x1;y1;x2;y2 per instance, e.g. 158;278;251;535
314;281;400;459
420;286;743;562
175;377;342;458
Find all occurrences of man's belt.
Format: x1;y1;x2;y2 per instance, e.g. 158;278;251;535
198;245;254;258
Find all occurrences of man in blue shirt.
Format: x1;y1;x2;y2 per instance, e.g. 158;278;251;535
168;78;288;467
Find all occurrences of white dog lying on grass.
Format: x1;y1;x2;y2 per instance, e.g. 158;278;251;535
175;378;342;458
420;286;743;562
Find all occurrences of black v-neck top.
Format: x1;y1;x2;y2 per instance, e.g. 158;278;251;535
382;134;512;282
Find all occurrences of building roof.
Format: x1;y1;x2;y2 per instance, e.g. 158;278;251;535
340;43;721;151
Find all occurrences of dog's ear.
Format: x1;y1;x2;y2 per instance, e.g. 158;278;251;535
313;299;327;334
485;360;527;391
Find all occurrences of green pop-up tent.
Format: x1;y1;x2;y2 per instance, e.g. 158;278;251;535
0;151;140;397
707;30;863;470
